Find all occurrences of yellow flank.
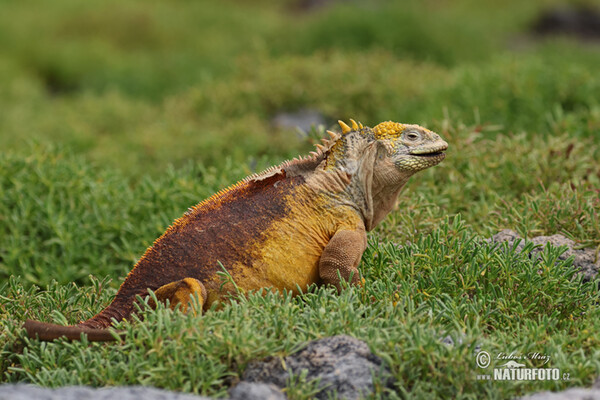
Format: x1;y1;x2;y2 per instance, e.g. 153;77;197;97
228;185;362;296
372;121;406;140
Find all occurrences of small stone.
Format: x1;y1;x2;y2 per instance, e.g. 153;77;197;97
440;335;454;346
242;335;392;400
519;388;600;400
531;6;600;40
485;230;599;281
486;229;523;249
229;382;286;400
0;384;209;400
271;109;326;136
529;234;599;281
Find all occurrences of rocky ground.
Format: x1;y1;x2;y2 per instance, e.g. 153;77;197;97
486;229;599;281
487;230;599;399
0;336;380;400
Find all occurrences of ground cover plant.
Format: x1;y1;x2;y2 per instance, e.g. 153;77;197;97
1;0;600;398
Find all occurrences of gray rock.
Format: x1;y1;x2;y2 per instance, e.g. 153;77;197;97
440;335;455;346
487;229;523;248
440;334;464;347
519;388;600;400
243;335;391;400
487;229;599;280
531;5;600;40
0;384;209;400
271;109;326;136
530;234;599;281
229;382;286;400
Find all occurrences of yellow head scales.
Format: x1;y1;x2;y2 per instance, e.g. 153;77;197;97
372;121;407;140
338;120;410;140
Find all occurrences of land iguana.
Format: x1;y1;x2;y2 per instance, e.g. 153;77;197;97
24;119;448;341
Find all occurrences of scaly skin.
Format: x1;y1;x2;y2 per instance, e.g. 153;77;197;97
24;119;448;341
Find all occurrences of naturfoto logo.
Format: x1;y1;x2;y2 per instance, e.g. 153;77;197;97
475;350;570;381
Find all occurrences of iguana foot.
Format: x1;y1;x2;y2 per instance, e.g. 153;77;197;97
150;278;207;314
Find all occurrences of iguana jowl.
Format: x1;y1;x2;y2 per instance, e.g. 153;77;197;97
24;119;448;341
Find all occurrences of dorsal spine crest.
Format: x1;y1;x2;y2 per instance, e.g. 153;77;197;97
324;118;368;170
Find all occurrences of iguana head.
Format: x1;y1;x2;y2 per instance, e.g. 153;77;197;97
320;119;448;230
371;121;448;173
275;118;447;230
322;119;447;174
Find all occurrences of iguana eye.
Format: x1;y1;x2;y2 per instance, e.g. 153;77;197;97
405;131;420;142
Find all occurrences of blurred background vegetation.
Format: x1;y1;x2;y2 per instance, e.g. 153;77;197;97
1;0;599;174
1;0;600;284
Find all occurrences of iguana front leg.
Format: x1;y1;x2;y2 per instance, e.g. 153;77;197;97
319;228;367;292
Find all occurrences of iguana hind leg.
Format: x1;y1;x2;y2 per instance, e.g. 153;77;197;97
149;278;207;314
319;228;368;292
24;278;207;342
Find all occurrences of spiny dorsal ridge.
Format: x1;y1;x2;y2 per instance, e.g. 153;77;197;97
337;119;365;135
243;164;285;182
338;120;352;134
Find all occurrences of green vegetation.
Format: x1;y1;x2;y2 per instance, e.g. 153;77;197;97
1;0;599;398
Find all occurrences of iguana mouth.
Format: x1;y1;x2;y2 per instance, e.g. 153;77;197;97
412;151;446;157
412;151;446;158
410;144;448;158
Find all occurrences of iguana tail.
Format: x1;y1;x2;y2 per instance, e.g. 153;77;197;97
23;292;138;342
23;319;120;341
